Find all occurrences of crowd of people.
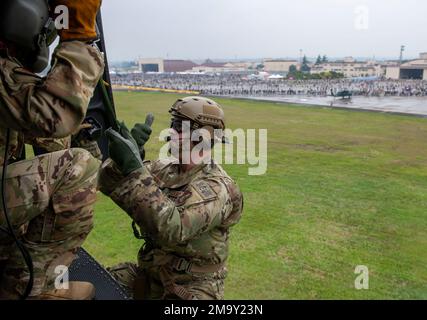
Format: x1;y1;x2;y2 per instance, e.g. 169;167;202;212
110;73;427;97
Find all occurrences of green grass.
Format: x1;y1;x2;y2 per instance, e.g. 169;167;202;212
83;91;427;299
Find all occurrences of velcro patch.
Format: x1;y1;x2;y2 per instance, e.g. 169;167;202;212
192;180;217;201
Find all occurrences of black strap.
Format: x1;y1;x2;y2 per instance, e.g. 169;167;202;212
131;221;145;240
0;129;34;299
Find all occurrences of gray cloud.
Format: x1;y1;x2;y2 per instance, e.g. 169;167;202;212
101;0;427;61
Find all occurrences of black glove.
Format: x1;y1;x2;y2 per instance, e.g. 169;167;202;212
131;113;154;161
105;122;142;176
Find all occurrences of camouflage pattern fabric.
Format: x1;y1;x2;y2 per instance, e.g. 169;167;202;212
99;158;243;300
0;148;100;298
26;137;71;152
0;40;104;299
73;138;102;161
0;40;104;166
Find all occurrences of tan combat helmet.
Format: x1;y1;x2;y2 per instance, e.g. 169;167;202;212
169;96;226;143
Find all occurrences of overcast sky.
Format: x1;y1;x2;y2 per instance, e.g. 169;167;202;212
101;0;427;61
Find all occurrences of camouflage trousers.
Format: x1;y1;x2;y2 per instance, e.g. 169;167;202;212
0;148;99;299
107;262;225;300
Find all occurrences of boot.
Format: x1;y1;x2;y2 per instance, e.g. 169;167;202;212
30;281;95;300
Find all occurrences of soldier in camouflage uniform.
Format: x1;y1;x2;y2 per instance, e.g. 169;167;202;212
99;97;244;300
0;0;104;299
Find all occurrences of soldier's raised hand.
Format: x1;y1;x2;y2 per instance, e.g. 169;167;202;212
131;113;154;160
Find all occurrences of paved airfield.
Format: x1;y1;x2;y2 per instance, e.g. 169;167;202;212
245;95;427;116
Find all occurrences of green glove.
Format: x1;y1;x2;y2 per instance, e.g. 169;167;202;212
105;122;143;176
131;113;154;160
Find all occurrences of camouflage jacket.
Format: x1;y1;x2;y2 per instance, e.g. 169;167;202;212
99;158;244;269
0;41;104;165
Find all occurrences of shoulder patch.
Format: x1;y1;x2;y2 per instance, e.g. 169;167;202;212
192;180;217;201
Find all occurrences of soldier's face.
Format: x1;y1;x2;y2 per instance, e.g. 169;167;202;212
169;120;193;163
169;118;212;165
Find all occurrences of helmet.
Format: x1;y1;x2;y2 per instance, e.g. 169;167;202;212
0;0;57;72
169;96;226;143
169;96;225;129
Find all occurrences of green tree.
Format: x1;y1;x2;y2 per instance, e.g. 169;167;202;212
316;55;322;65
322;55;328;63
301;55;311;73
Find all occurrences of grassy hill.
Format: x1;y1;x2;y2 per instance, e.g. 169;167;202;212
84;91;427;299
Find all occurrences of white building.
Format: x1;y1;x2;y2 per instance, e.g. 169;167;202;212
263;59;299;73
385;53;427;80
191;60;248;73
138;58;165;73
311;57;384;78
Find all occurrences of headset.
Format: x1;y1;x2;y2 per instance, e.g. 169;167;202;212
0;0;58;73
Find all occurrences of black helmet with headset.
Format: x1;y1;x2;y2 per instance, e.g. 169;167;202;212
0;0;58;73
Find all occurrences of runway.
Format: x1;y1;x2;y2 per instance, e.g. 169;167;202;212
241;95;427;116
